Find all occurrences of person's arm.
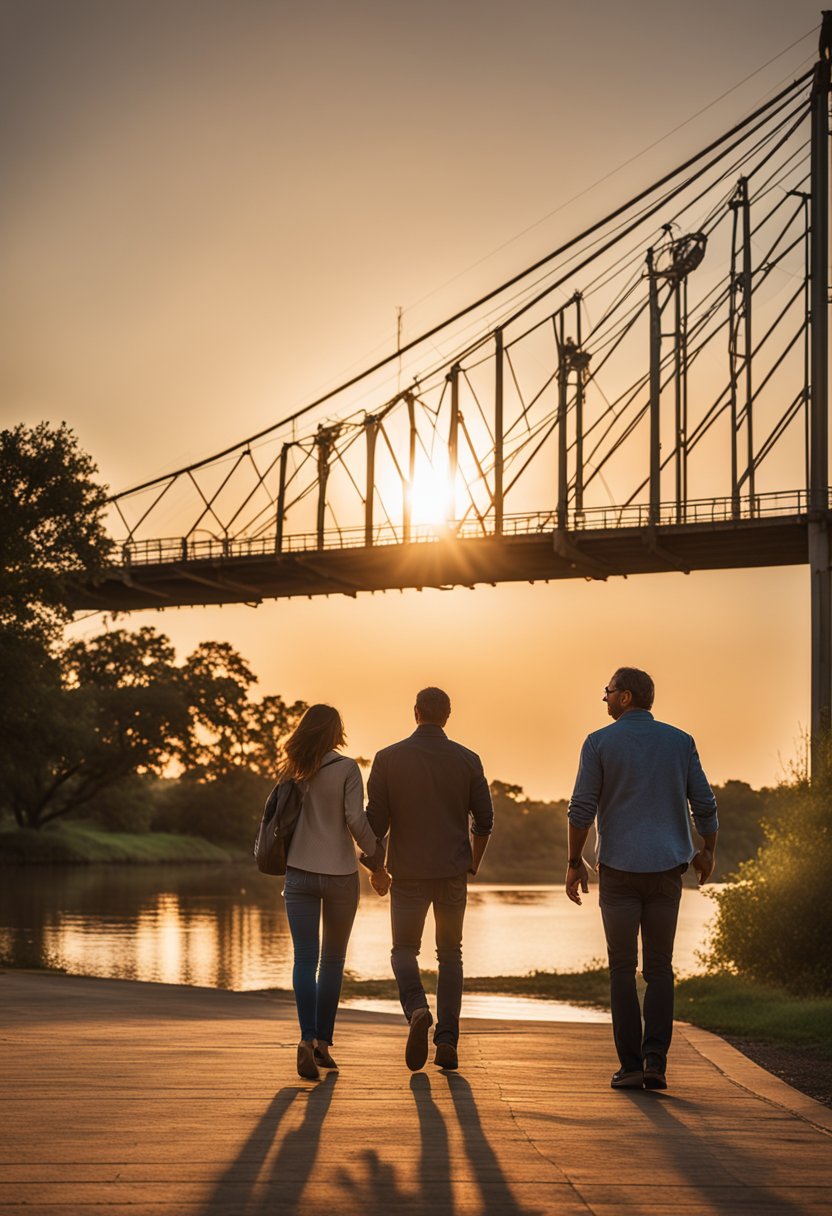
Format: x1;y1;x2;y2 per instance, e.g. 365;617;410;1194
366;752;390;839
566;823;591;904
687;739;719;886
469;832;489;876
361;752;390;882
566;737;601;904
692;830;718;885
343;763;379;858
468;757;493;875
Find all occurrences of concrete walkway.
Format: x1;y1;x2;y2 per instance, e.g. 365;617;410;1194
1;971;830;1215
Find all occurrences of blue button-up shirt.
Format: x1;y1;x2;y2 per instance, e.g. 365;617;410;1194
567;709;718;872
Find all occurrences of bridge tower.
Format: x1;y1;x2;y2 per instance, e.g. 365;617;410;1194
810;12;832;776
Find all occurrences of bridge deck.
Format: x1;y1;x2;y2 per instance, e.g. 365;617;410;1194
71;513;812;611
2;971;830;1215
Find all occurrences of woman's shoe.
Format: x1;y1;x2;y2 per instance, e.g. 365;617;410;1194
314;1042;338;1070
297;1040;320;1081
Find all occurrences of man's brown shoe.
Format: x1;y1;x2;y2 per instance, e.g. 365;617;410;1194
405;1008;432;1071
434;1043;458;1070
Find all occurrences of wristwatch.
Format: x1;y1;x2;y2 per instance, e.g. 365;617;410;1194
567;857;583;868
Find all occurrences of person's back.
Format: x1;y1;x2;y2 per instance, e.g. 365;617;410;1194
572;710;715;873
369;726;489;879
366;687;493;1072
287;751;371;875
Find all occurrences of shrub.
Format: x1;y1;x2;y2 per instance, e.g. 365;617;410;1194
83;775;159;833
151;769;272;846
704;776;832;996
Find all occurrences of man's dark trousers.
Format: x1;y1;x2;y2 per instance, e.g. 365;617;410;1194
598;864;683;1071
390;874;467;1047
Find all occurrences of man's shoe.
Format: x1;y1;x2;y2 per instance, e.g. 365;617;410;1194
314;1044;338;1070
297;1040;320;1081
405;1008;432;1071
434;1043;458;1070
643;1054;667;1090
610;1067;644;1089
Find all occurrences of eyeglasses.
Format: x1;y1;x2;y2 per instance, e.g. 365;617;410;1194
603;685;621;696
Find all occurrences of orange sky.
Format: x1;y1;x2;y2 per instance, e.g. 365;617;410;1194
0;0;822;797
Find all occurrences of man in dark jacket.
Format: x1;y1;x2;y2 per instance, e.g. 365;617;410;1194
365;687;493;1072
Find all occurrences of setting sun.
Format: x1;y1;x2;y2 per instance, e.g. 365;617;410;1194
405;456;457;529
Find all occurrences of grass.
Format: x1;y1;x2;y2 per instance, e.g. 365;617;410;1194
674;973;832;1056
337;968;831;1055
0;822;236;865
338;965;611;1006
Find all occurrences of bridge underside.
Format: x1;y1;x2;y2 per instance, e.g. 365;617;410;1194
70;514;814;612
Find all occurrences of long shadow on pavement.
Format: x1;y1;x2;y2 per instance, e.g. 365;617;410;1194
335;1070;540;1216
445;1071;541;1216
617;1090;819;1215
203;1072;338;1214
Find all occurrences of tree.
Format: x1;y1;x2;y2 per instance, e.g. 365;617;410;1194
0;422;112;642
0;422;115;824
3;628;189;830
177;641;305;780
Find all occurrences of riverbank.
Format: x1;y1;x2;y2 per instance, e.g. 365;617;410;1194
0;822;237;864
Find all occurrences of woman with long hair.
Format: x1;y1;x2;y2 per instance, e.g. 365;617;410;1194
281;703;381;1081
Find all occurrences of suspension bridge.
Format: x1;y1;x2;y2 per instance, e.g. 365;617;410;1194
73;18;832;766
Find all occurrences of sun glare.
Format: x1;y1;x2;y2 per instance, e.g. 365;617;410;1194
408;460;456;529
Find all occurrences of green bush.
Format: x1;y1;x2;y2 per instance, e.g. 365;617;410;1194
83;775;159;833
705;776;832;996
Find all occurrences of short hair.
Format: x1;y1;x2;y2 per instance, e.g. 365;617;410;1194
415;686;451;723
612;667;654;710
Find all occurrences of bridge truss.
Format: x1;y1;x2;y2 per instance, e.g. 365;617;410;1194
75;20;832;768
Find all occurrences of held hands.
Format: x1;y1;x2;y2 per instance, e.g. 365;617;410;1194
370;868;391;897
565;859;590;905
692;847;716;886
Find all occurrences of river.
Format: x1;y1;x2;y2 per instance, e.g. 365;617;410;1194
0;865;720;999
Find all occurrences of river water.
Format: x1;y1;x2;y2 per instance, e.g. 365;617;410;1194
0;865;719;997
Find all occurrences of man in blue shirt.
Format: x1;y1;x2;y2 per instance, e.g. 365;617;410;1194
567;667;718;1090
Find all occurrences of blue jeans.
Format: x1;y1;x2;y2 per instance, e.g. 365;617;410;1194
282;867;359;1044
390;874;467;1047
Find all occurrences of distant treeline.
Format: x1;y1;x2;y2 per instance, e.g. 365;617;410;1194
477;778;777;884
1;768;781;882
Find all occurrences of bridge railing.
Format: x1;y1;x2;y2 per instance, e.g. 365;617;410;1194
116;488;813;567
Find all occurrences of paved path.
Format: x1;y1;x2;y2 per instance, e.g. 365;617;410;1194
1;971;830;1215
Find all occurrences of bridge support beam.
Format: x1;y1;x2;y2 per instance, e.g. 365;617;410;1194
449;365;460;527
275;443;289;555
556;314;568;530
810;13;832;777
810;521;831;760
365;417;378;547
647;248;662;526
404;393;416;543
494;329;504;535
315;427;334;550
